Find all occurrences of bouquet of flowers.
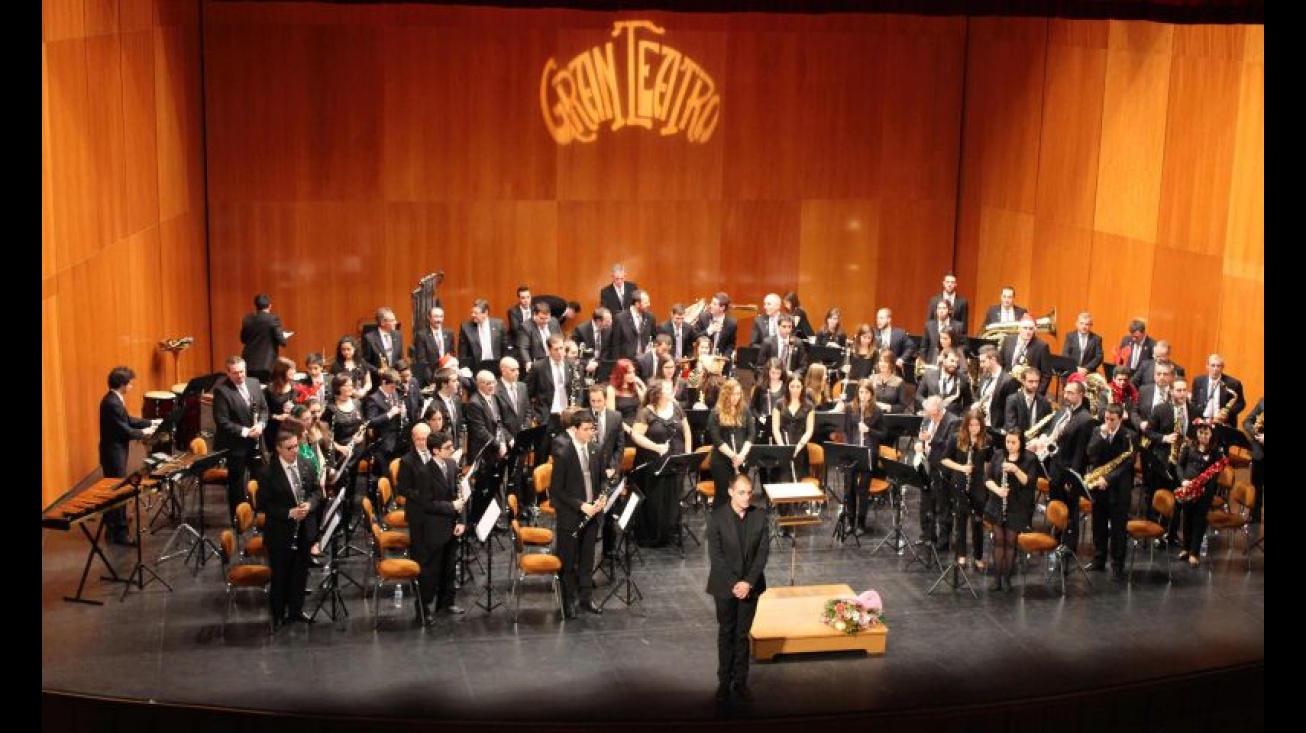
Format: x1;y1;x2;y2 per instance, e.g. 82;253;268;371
820;590;884;635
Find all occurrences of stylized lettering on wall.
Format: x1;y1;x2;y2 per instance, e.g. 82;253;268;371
540;20;721;145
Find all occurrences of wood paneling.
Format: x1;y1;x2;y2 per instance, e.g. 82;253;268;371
1036;21;1106;228
42;0;207;508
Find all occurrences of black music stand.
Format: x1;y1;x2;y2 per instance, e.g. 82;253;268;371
511;424;548;517
601;485;646;613
311;488;358;624
735;347;761;374
746;443;801;487
823;442;875;547
927;471;980;598
686;409;711;454
813;410;844;444
119;469;173;600
156;449;227;575
1046;354;1078;397
882;414;924;445
649;451;702;557
808;345;845;369
870;456;932;568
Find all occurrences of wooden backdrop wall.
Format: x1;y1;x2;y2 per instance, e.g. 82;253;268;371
42;0;209;507
955;19;1264;404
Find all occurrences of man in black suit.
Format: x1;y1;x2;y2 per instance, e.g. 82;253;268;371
239;293;292;383
1003;368;1051;434
587;386;626;560
1000;317;1053;395
1243;397;1264;524
695;292;739;359
1131;340;1184;388
362;307;404;372
400;424;467;620
394;360;424;447
573;306;615;384
1115;318;1155;373
212;356;269;524
496;356;531;512
749;293;784;348
1084;405;1135;581
410;305;456;387
658;303;697;364
1191;353;1246;427
363;369;406;495
1031;381;1094;553
981;285;1027;329
1140;376;1193;524
528;335;577;464
916;395;960;549
706;473;770;705
551;410;608;619
458;299;507;374
916;350;972;417
973;346;1016;428
872;308;916;374
925;273;971;336
599;263;638;315
1132;361;1175;432
920;299;966;364
613;289;655;362
636;333;672;381
261;430;319;627
1062;311;1104;376
98;366;160;545
464;370;509;524
506;284;534;360
757;313;807;376
516;301;563;372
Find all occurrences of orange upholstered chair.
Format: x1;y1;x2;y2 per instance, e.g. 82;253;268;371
218;528;273;635
1016;500;1088;595
509;518;565;623
1126;489;1175;583
367;523;425;629
507;494;553;548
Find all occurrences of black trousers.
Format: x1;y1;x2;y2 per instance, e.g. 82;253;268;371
1249;458;1264;523
557;518;599;606
225;451;253;525
714;594;759;687
1048;466;1081;552
417;535;459;608
1090;487;1129;569
920;469;953;546
265;519;310;621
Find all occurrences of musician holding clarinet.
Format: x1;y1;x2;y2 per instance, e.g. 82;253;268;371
552;410;607;619
984;430;1038;591
262;428;319;628
400;423;467;621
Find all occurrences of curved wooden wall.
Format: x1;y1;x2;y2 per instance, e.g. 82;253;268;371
42;0;209;507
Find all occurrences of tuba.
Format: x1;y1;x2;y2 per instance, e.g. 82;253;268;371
1084;373;1109;418
981;308;1057;353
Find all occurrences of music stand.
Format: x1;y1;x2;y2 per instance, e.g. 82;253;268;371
883;414;924;445
649;451;703;557
686;409;711;453
927;471;980;598
601;485;646;613
156;449;227;575
869;456;932;568
311;487;359;624
119;469;173;600
734;347;761;374
808;345;844;369
745;444;807;531
822;442;875;547
813;410;844;443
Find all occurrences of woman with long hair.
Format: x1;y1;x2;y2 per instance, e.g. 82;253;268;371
804;362;833;410
657;354;691;409
842;378;887;532
750;357;787;444
941;409;993;573
984;429;1039;591
1173;419;1224;568
815;307;847;349
323;373;367;533
264;357;299;455
330;335;373;398
707;378;754;509
773;375;815;480
607;357;646;432
782;291;814;341
868;349;908;414
630;381;693;547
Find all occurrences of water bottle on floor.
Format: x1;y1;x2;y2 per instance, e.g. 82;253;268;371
393;584;403;608
1200;534;1209;558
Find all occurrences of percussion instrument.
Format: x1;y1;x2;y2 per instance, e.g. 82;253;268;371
143;391;177;420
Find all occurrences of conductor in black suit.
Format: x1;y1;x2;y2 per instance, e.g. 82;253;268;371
551;410;608;619
212;356;269;524
706;473;769;705
599;263;639;315
1061;312;1105;376
400;424;467;620
239;293;291;383
99;366;160;545
261;430;319;627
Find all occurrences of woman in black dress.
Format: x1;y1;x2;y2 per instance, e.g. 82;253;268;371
707;378;754;509
940;409;993;573
606;358;646;434
750;357;787;446
984;429;1039;591
842;378;887;532
323;373;368;533
630;381;692;547
263;357;299;454
330;335;373;399
814;307;847;349
1173;420;1224;568
868;350;908;414
772;375;815;480
782;291;815;341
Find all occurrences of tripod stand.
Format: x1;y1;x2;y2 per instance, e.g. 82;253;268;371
824;442;875;547
311;489;359;623
870;456;933;569
119;471;172;600
156;450;227;575
601;487;645;613
927;472;980;598
472;496;506;613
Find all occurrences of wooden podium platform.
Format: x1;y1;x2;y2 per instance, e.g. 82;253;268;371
750;584;888;661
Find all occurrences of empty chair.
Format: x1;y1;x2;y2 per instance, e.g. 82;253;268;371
367;523;425;629
507;494;553;548
218;528;273;635
1126;489;1175;583
1016;500;1089;595
508;518;565;623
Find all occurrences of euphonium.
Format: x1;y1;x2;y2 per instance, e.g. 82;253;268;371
980;308;1057;350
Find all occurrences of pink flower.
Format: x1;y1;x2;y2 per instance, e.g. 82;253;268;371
852;590;882;614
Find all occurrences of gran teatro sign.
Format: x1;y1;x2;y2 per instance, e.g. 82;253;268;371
540;20;721;145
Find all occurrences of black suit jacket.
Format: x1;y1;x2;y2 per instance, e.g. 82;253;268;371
657;320;697;362
516;318;563;367
600;281;639;315
362;389;403;458
464;390;506;466
212;378;268;457
923;411;959;470
705;503;769;600
1003;390;1052;434
757;335;808;375
925;294;970;335
1047;406;1094;474
750;314;779;348
527;357;575;424
1115;335;1156;369
1130;358;1185;388
98;392;150;477
1132;384;1170;429
550;433;605;532
982;304;1028;327
919;320;966;363
591;408;626;474
612;308;654;362
917;369;972;416
239;311;287;375
410;326;455;385
495;379;530;440
260;455;320;523
973;370;1016;426
1191;374;1247;426
458;318;507;367
1243;398;1264;461
1000;337;1053;395
872;327;916;363
1086;426;1135;496
694;314;739;358
362;328;404;371
400;450;460;564
506;304;534;353
1144;399;1195;464
1061;331;1105;373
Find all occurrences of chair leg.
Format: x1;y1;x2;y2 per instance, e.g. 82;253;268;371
372;580;381;630
412;579;425;627
222;585;233;636
553;575;564;618
510;574;520;624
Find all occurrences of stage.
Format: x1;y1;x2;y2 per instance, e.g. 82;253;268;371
41;483;1264;731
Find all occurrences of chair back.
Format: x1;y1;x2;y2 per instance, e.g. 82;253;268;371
533;463;552;495
510;518;526;555
807;443;825;478
1232;482;1256;513
379;477;393;507
219;529;236;563
878;444;899;461
389;457;402;485
246;479;260;510
507;493;520;519
696;444;713;472
1153;489;1176;520
190;436;208;456
362;496;376;524
621;447;636;473
235;502;255;533
1046;500;1070;531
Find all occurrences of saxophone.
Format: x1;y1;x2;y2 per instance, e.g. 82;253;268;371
1024;409;1056;441
1215;386;1239;424
1084;440;1135;486
1168;406;1186;465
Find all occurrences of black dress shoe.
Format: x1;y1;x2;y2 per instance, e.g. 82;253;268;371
580;600;603;615
1083;561;1107;572
443;604;466;615
1111;569;1126;582
290;612;315;624
989;578;1004;592
109;533;137;547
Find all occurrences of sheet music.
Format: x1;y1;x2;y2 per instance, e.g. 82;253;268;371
476;498;501;542
618;491;641;530
603;479;625;515
321;486;348;529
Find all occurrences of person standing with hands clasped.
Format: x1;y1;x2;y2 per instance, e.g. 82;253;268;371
706;473;769;706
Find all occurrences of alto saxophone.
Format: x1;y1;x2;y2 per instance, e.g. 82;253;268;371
1215;387;1239;424
1168;406;1186;465
1085;440;1135;486
1024;409;1056;440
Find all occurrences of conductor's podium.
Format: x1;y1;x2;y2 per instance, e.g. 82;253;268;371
750;584;888;661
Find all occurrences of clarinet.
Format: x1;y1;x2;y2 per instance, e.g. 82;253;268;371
572;472;620;538
1000;457;1010;526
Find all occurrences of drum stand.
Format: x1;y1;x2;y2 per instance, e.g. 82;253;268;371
156;453;225;575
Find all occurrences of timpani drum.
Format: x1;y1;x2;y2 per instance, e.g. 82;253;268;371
143;391;177;420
